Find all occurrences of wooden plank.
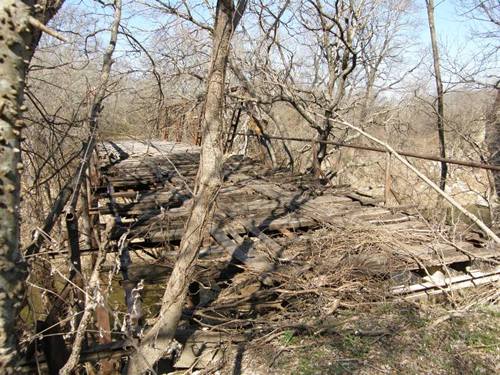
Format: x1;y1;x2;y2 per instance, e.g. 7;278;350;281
373;221;430;232
129;213;327;244
346;207;392;220
307;194;354;204
98;195;190;216
210;226;274;272
343;241;499;273
413;242;499;266
368;213;415;225
392;266;500;295
210;227;240;251
216;206;283;258
214;205;277;258
250;184;422;236
346;192;382;205
245;225;281;254
279;228;297;239
393;267;500;300
118;197;305;240
249;183;357;226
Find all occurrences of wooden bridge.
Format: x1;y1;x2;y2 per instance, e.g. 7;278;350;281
96;139;497;274
24;138;499;372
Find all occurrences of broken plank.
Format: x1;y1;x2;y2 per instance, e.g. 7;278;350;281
210;227;274;272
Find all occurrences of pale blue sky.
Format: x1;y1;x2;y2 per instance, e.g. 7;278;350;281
58;0;497;85
425;1;480;56
61;0;491;53
433;1;469;40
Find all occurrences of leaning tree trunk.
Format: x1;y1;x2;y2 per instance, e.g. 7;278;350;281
126;1;247;373
426;0;448;191
0;2;33;372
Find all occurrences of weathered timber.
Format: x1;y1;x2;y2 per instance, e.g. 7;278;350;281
92;138;499;328
343;241;498;274
210;227;274;272
392;266;500;300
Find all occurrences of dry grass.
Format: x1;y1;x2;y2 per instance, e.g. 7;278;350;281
224;301;499;375
23;209;496;373
208;223;499;375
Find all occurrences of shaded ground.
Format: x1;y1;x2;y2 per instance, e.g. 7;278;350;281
222;301;499;375
142;221;499;375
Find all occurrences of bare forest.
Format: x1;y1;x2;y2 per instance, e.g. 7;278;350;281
0;0;499;374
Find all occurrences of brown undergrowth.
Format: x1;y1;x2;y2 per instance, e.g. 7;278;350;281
221;299;499;375
67;219;498;374
194;223;499;375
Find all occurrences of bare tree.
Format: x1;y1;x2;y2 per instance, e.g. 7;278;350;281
0;4;31;372
58;1;122;373
0;1;65;372
126;0;247;373
297;0;359;176
356;0;415;123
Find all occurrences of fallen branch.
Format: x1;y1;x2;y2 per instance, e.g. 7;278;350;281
327;115;500;244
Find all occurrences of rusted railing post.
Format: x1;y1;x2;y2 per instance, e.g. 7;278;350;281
66;208;82;276
224;105;242;153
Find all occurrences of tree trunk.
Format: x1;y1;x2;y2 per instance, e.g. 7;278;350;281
126;1;246;373
0;2;34;372
312;110;332;178
1;2;65;372
426;0;448;190
486;88;500;232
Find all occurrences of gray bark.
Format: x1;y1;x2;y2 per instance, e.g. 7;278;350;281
310;0;356;176
0;2;34;372
126;1;246;373
0;1;64;372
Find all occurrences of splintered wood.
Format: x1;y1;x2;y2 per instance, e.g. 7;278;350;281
93;140;498;295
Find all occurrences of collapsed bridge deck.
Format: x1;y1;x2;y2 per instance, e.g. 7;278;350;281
20;138;496;372
96;140;498;288
19;136;500;374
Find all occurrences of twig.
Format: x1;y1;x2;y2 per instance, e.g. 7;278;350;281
28;16;67;42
